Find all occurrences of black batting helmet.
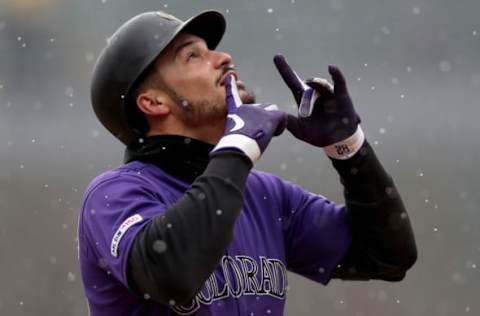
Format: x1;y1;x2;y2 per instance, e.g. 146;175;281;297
90;10;226;145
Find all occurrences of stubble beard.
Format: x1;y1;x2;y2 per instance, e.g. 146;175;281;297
171;86;256;128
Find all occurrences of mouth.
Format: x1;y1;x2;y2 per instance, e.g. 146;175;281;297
218;70;238;86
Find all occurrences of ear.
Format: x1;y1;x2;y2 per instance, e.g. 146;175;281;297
136;89;171;117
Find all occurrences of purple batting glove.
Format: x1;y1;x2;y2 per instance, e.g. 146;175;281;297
212;75;287;163
273;54;364;159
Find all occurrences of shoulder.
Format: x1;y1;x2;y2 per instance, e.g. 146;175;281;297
81;161;172;204
84;161;147;191
248;169;328;205
246;169;295;201
248;169;297;191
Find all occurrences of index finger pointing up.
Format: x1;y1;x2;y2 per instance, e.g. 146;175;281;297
273;54;308;104
224;75;242;112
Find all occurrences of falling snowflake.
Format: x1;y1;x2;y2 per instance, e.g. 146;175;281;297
90;129;100;138
85;52;95;62
152;240;167;253
380;26;391;35
49;256;57;264
65;86;74;98
439;60;451;72
67;272;76;282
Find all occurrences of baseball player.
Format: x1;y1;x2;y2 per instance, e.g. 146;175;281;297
78;10;417;316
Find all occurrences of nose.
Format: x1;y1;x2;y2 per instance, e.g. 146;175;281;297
211;50;232;69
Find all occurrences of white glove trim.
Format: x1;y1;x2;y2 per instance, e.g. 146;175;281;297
323;125;365;160
213;134;261;163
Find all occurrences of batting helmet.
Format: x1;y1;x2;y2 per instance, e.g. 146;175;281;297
90;10;226;145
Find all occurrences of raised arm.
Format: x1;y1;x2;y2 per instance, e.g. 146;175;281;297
273;54;417;282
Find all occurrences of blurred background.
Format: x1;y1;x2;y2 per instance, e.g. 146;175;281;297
0;0;479;315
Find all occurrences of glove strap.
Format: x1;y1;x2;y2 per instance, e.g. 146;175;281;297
213;134;261;163
323;125;365;160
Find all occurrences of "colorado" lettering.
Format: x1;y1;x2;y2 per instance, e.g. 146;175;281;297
171;255;288;315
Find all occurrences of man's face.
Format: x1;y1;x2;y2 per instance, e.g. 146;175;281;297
152;32;255;127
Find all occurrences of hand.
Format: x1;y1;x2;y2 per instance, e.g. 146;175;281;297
273;54;364;159
212;75;287;163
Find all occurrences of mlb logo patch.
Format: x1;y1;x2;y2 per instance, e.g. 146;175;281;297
111;214;143;257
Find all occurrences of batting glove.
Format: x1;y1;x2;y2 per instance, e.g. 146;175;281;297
273;54;364;160
212;75;287;163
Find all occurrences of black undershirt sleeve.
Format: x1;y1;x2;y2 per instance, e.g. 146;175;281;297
330;141;417;281
127;150;252;305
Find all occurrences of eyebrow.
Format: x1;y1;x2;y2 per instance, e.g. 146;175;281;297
173;40;195;59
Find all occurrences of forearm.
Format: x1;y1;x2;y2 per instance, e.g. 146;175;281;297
330;140;417;281
128;150;252;304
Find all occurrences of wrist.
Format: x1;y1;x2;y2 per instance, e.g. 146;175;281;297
323;125;365;160
212;134;261;164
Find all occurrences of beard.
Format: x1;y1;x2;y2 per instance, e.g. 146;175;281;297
168;84;256;127
237;83;256;104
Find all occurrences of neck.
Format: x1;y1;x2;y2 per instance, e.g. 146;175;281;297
147;117;225;146
124;135;215;183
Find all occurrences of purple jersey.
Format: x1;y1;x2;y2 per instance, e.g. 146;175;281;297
78;161;352;315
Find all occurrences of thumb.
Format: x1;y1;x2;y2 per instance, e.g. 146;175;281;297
273;112;287;136
224;75;242;113
285;114;305;140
